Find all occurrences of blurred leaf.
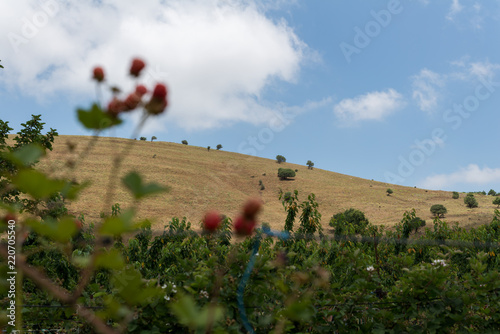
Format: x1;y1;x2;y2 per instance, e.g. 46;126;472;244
26;216;78;243
170;292;224;331
60;180;91;200
111;268;160;305
99;208;137;236
2;143;45;167
77;103;122;130
122;171;169;200
95;249;125;270
12;169;66;199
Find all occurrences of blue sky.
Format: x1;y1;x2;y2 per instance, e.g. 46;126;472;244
1;0;500;192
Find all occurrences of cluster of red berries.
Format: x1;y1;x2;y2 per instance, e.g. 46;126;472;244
92;58;168;116
203;198;262;236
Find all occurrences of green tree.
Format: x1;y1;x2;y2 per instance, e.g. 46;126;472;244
140;136;147;141
216;144;222;150
0;60;3;69
452;191;459;199
329;208;369;234
207;146;210;151
386;188;393;196
306;160;314;169
430;204;447;218
464;193;478;208
181;140;188;145
488;189;497;196
278;168;295;180
493;197;500;208
151;136;157;142
276;155;286;163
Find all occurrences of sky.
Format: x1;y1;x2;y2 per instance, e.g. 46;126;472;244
1;0;500;193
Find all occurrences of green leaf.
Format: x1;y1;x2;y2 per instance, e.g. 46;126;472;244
26;216;78;243
122;171;169;200
60;180;91;200
111;268;160;305
77;103;122;130
99;208;138;236
12;169;66;199
95;249;125;270
170;293;224;331
2;143;45;167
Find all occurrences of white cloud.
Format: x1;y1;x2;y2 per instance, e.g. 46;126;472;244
333;89;405;125
411;69;445;113
420;164;500;190
468;61;500;79
0;0;317;131
446;0;464;21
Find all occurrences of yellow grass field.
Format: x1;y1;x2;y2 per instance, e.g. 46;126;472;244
34;135;498;232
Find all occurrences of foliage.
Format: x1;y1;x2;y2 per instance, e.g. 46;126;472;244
493;197;500;208
464;193;479;208
181;140;188;145
306;160;314;169
329;208;370;234
139;137;146;141
386;188;393;196
278;168;295;180
430;204;447;218
488;189;497;196
207;146;210;151
216;144;222;150
276;155;286;164
452;191;459;199
151;136;157;142
279;189;299;232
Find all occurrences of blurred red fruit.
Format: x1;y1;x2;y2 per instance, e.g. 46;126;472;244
93;66;105;82
130;58;146;77
124;92;141;111
152;83;167;101
146;83;168;115
74;219;83;230
234;215;256;236
243;198;262;219
203;211;222;232
135;85;148;97
107;97;125;116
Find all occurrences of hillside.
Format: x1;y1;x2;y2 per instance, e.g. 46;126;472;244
35;135;497;232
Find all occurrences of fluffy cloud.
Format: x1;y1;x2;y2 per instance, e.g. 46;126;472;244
420;164;500;190
0;0;315;131
333;89;405;125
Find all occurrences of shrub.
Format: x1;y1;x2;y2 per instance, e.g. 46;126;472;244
493;197;500;208
452;191;459;199
386;188;393;196
207;146;210;151
216;144;222;150
181;140;188;145
430;204;447;218
276;155;286;164
488;189;497;196
260;184;265;191
464;193;478;208
295;169;298;172
306;160;314;169
140;136;146;141
151;136;157;142
277;168;295;180
329;208;369;234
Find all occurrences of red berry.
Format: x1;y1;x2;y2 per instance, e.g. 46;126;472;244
243;198;262;219
130;58;146;77
234;215;256;236
107;97;125;116
92;66;105;82
146;84;168;115
123;92;141;111
152;83;167;101
135;84;148;97
203;211;222;232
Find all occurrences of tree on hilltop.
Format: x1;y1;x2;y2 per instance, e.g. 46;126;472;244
306;160;314;169
276;155;286;164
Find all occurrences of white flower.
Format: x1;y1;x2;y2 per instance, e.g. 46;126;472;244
255;253;259;256
161;284;167;289
164;295;170;301
431;259;447;267
366;266;375;272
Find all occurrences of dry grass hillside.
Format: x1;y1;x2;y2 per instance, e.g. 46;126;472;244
34;135;498;232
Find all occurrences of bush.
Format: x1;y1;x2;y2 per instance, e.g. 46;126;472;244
151;136;157;142
464;193;478;208
295;169;298;172
277;168;295;180
181;140;188;145
329;208;369;234
430;204;447;218
488;189;497;196
493;197;500;208
276;155;286;164
140;136;147;141
452;191;459;199
207;146;210;151
386;188;393;196
216;144;222;150
306;160;314;169
260;184;265;191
